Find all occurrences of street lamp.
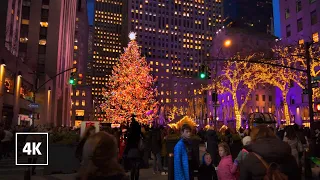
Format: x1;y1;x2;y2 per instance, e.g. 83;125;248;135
224;39;232;48
213;39;232;128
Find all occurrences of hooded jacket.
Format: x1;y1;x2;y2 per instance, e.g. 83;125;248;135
240;137;301;180
198;154;218;180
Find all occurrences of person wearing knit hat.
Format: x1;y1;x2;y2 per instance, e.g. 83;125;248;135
235;136;252;165
242;136;252;146
77;132;129;180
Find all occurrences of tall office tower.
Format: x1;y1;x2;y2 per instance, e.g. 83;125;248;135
2;0;22;56
92;0;125;120
92;0;222;121
17;0;77;126
126;0;223;117
223;0;273;34
71;0;92;125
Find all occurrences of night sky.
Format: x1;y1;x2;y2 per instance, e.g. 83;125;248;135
87;0;94;25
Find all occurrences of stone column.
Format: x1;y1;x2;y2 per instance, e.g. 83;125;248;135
45;88;52;125
0;65;6;123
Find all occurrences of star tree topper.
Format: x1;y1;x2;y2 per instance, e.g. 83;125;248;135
129;32;137;41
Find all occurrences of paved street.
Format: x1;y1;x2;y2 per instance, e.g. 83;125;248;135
0;145;206;180
0;161;168;180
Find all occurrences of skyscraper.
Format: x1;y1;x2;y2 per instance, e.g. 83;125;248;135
127;0;223;121
92;0;223;121
92;0;125;120
223;0;273;34
15;0;78;126
2;0;22;57
71;0;92;125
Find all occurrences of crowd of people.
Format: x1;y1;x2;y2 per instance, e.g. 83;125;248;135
1;118;320;180
75;116;171;180
174;123;320;180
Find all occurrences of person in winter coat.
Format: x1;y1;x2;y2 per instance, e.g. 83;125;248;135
217;142;237;180
235;136;251;165
240;125;301;180
198;153;218;180
123;115;144;180
276;124;285;140
206;126;219;166
77;131;129;180
75;126;96;162
160;127;168;168
150;125;166;175
283;126;302;166
174;124;192;180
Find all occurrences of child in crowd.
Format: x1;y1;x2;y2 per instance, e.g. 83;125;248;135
198;153;218;180
217;142;238;180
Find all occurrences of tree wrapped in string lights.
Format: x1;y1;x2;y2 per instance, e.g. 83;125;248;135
252;46;306;125
100;32;158;124
207;54;262;130
291;43;320;99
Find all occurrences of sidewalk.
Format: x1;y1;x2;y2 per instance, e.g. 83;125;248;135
0;167;168;180
0;144;207;180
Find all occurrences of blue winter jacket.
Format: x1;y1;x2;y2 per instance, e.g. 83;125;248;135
174;138;189;180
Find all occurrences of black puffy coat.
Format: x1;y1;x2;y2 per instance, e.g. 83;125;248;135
240;137;301;180
206;130;219;166
150;128;161;154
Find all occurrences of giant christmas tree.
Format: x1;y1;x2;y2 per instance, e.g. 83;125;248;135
100;32;158;124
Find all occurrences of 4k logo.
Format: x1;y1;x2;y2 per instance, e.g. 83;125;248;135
15;132;49;166
23;142;42;155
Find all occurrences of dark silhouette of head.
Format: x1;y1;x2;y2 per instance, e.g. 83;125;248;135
131;114;136;122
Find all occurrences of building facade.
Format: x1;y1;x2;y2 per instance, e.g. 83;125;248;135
92;0;223;122
127;0;223;117
0;0;53;127
1;0;78;126
223;0;273;34
91;0;125;121
71;0;92;126
273;0;320;127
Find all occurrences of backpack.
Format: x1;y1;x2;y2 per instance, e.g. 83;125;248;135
252;152;288;180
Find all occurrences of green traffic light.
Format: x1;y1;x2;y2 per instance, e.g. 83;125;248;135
200;73;206;79
69;78;75;85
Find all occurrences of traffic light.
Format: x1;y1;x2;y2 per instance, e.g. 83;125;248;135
199;64;207;79
69;72;76;85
